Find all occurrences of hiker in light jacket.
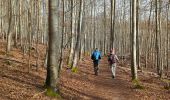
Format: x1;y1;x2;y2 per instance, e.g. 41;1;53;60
108;48;119;78
91;48;101;76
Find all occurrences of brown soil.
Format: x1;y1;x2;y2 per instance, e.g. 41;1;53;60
0;40;170;100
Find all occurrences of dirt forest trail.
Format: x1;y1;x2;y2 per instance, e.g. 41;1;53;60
60;57;139;100
60;56;170;100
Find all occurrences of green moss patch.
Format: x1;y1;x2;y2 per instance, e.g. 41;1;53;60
45;87;62;98
5;60;12;65
67;64;72;68
71;67;78;73
85;52;90;56
132;79;144;89
162;79;170;90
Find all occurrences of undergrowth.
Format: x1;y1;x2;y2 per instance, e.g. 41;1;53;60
5;60;12;65
45;87;62;99
67;64;71;68
162;79;170;90
71;67;78;73
132;79;144;89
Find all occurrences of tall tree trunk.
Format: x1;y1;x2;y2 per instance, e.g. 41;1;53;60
136;0;140;70
6;0;13;54
166;1;169;72
158;0;163;77
93;0;96;49
103;0;107;55
0;0;2;38
155;0;161;77
131;0;138;80
68;0;75;66
45;0;60;93
28;10;32;72
72;0;83;69
110;0;116;49
59;0;65;72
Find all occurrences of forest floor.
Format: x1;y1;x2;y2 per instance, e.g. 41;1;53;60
0;40;170;100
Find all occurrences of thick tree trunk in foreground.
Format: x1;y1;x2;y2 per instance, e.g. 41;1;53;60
45;0;60;93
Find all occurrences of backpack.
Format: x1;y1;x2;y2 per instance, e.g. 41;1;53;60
108;54;116;64
91;51;101;60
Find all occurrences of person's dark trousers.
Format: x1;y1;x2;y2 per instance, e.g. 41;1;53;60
93;60;99;75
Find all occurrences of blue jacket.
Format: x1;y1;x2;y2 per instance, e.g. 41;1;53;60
91;50;101;61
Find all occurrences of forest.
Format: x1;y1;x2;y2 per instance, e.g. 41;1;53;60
0;0;170;99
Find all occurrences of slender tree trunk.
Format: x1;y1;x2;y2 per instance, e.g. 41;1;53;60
136;0;140;70
6;0;12;54
19;0;22;47
68;0;75;66
0;0;2;39
158;0;163;77
28;10;32;72
59;0;65;72
131;0;138;80
93;0;96;49
110;0;116;49
155;0;161;77
166;1;169;72
103;0;107;55
72;0;83;69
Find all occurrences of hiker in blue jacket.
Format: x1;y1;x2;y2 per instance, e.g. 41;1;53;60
91;48;101;75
